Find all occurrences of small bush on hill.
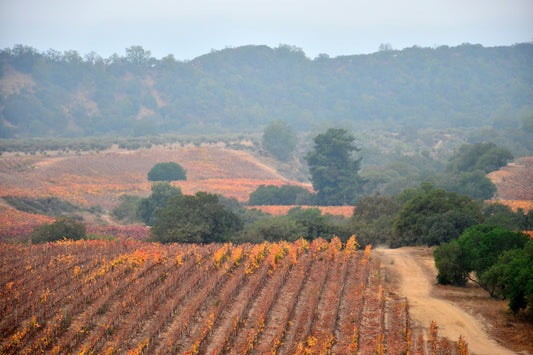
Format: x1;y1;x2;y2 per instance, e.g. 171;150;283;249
248;184;314;205
4;196;81;216
147;162;186;181
112;194;142;223
31;217;86;243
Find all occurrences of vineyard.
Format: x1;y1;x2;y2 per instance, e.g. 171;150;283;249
0;237;468;354
488;156;533;202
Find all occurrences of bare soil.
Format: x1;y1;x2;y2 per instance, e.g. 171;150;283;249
376;247;532;355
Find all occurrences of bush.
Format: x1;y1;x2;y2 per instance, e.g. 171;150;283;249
147;162;186;181
248;184;314;205
151;192;243;243
137;182;182;226
241;216;305;243
434;225;529;288
111;194;141;223
31;217;86;243
481;240;533;315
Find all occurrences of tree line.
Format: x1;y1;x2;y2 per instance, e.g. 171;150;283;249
1;43;532;142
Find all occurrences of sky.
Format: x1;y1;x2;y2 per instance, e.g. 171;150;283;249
1;0;532;60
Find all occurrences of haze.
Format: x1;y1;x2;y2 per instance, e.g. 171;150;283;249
1;0;532;60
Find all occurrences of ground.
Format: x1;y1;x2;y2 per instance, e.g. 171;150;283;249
376;246;533;355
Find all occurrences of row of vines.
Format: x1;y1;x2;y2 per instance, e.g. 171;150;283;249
1;237;468;354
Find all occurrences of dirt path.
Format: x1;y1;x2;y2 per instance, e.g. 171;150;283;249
375;247;516;355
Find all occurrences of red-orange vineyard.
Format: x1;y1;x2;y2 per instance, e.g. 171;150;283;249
0;237;467;354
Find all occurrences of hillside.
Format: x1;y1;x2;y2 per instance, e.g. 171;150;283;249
488;156;533;201
0;145;306;210
1;43;532;141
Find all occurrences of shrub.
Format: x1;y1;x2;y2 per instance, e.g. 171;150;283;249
147;162;186;181
31;217;86;243
151;192;243;243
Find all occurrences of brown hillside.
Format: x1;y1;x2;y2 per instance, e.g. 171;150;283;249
488;156;533;201
0;146;300;208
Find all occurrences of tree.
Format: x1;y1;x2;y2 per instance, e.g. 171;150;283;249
392;183;482;246
286;207;344;241
434;240;467;285
456;225;528;277
248;184;314;205
147;162;186;182
137;182;182;226
262;119;297;161
125;45;152;66
434;225;529;288
446;142;513;174
112;194;141;223
481;240;533;314
304;128;363;205
151;192;243;243
348;194;400;247
241;216;305;243
31;217;86;243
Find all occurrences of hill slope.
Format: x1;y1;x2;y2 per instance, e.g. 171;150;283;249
1;43;532;138
0;145;306;209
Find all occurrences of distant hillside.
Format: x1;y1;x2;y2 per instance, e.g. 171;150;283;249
488;156;533;201
1;43;532;139
0;145;307;208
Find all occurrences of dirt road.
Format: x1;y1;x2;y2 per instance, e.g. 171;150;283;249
375;247;516;355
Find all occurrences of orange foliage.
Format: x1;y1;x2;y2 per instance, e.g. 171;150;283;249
488;199;533;212
0;205;54;231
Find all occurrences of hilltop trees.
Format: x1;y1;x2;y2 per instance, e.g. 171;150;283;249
305;128;363;205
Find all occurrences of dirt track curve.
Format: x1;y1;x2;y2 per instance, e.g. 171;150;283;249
376;247;516;355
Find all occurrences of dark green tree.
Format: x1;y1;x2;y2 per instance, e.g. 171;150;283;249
287;207;343;241
434;225;529;288
262;119;297;161
151;192;243;243
481;240;533;314
433;240;467;285
392;183;482;246
241;216;305;243
147;162;186;182
248;184;314;205
446;142;513;174
304;128;363;205
31;217;86;243
456;225;529;278
348;194;400;247
137;182;182;226
482;202;526;230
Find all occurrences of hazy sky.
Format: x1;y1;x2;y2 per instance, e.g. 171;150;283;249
1;0;532;60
